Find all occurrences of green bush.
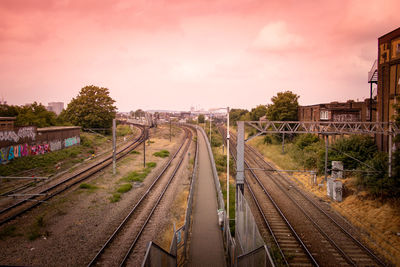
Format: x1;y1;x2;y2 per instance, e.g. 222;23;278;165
294;134;320;150
79;183;98;190
116;125;132;136
153;150;170;158
117;183;132;193
319;135;378;174
110;193;121;203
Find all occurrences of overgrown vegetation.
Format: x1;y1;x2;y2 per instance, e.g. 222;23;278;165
28;215;48;241
254;132;398;199
117;183;132;193
0;146;83;176
153;150;170;158
79;183;99;191
116;125;132;136
121;162;157;183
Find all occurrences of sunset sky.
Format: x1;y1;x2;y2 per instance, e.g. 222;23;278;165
0;0;399;112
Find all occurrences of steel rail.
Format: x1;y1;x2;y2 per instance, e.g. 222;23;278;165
87;126;192;267
239;130;386;266
119;128;193;266
221;128;316;266
0;124;146;226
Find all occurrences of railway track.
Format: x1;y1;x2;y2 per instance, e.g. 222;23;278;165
0;124;147;226
87;125;193;267
220;127;385;266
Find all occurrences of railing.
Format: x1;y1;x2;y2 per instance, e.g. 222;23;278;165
237;245;275;267
141;242;176;267
197;126;237;266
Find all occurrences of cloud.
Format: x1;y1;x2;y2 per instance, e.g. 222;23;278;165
252;21;304;52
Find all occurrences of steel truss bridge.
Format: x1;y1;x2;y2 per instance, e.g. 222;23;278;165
236;121;399;184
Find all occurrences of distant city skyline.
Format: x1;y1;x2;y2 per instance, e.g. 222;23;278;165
0;0;399;112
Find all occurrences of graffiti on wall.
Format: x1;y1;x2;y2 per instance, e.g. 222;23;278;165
49;140;62;151
65;136;80;147
0;127;36;143
0;135;80;164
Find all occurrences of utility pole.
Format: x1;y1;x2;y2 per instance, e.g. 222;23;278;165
170;119;172;142
226;107;230;222
143;130;146;168
324;135;329;182
112;119;116;175
209;113;212;144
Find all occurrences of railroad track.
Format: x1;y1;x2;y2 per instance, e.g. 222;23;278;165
87;125;193;267
0;124;147;226
220;127;386;266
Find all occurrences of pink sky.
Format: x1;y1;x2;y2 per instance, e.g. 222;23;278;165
0;0;399;112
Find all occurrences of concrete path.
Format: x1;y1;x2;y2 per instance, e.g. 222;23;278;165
188;129;226;267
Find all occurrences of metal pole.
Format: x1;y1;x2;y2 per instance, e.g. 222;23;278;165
112;119;116;175
170;119;172;142
282;133;285;154
370;82;373;122
324;134;329;182
210;113;212;144
389;123;392;178
143;132;146;168
226;107;230;222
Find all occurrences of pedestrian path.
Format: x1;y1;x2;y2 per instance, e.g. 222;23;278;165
187;129;226;267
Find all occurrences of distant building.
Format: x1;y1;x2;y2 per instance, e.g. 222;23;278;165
47;102;64;115
298;99;375;122
377;26;400;151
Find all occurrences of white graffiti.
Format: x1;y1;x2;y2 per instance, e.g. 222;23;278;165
0;131;19;142
50;140;62;151
0;127;36;143
17;127;36;140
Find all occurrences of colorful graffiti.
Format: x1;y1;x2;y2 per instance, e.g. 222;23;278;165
65;136;80;147
0;135;81;164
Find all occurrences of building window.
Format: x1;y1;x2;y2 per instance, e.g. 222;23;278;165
320;110;329;120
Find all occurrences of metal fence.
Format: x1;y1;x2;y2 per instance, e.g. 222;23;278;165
141;242;176;267
197;126;237;266
237;245;275;267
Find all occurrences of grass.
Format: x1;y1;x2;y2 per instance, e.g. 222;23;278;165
117;183;132;193
130;150;140;154
0;132;112;177
153;150;170;158
111;162;157;203
79;183;99;192
110;193;121;203
28;215;47;241
121;162;156;183
116;125;132;136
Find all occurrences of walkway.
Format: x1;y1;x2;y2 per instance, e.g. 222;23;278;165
187;129;226;267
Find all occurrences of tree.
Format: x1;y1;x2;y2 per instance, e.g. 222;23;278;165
63;85;116;129
0;102;57;127
16;102;58;127
266;91;299;121
250;105;267;121
229;108;249;123
198;114;205;123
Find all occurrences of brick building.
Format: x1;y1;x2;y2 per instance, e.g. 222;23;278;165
298;99;375;122
377;27;400;151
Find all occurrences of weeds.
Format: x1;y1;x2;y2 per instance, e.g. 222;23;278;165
153;150;170;158
117;184;132;193
27;215;46;241
130;150;140;154
79;183;99;191
110;193;121;203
